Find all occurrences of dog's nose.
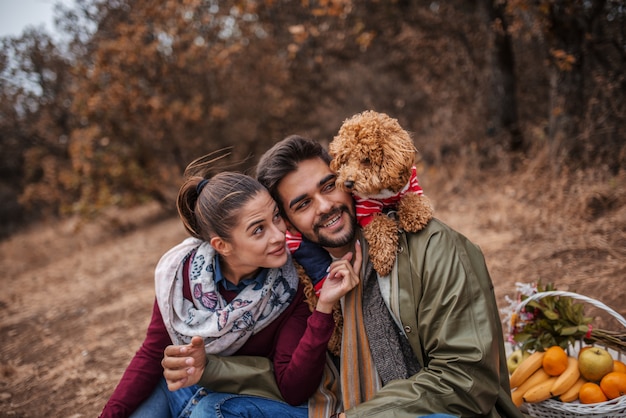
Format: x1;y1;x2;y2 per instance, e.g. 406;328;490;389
344;180;354;189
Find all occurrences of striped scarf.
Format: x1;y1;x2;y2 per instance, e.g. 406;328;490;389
354;165;423;227
308;244;420;416
308;257;382;417
339;263;384;409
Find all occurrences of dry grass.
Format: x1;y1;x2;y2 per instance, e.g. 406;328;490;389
0;148;624;417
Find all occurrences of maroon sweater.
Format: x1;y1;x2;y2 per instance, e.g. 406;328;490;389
100;261;334;418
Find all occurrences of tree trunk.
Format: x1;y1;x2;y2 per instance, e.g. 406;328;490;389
484;0;524;152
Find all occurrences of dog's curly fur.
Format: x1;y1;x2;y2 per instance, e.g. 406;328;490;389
329;110;434;276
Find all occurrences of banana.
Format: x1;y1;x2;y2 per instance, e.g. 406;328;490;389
559;377;587;403
511;389;525;408
511;368;551;407
509;351;546;389
522;376;558;403
550;356;580;396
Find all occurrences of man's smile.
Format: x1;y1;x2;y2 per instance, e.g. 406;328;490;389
315;209;343;232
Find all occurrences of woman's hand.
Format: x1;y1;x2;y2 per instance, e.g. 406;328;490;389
162;335;206;391
316;240;362;313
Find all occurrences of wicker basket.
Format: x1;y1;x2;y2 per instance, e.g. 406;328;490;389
512;291;626;418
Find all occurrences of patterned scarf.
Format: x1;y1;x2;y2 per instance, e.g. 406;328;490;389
155;237;299;356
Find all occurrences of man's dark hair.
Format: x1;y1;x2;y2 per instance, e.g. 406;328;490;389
256;135;331;211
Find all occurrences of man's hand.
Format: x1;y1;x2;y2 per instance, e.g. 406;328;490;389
162;335;206;391
316;240;362;313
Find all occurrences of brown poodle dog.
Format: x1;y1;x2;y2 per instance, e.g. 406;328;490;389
329;110;434;276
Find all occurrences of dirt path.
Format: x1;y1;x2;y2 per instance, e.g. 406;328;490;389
1;178;624;417
0;204;187;417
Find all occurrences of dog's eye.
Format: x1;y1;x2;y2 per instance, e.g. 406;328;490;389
361;157;371;166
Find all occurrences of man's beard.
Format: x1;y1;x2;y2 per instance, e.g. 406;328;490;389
309;205;357;248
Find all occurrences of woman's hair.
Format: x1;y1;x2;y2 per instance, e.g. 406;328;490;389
177;151;265;242
256;135;331;212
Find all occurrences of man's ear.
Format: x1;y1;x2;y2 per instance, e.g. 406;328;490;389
210;236;232;256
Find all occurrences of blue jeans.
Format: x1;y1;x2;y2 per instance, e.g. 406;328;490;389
183;390;308;418
131;378;307;418
130;378;172;418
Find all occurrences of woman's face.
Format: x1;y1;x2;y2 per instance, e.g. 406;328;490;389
222;190;288;270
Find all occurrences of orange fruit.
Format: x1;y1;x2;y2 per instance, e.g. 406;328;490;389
600;371;626;400
613;360;626;374
542;346;569;376
579;382;609;404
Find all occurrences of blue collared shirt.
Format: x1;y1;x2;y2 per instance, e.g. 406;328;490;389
213;254;268;292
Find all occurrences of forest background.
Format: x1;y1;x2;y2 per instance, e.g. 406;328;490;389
1;0;625;416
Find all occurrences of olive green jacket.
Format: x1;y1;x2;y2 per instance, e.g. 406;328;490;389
198;219;524;417
344;219;523;417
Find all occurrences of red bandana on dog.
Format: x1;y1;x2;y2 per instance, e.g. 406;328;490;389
354;165;423;227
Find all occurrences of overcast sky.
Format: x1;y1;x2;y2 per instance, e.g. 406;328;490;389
0;0;74;39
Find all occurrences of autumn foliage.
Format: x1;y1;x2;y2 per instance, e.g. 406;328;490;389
1;0;624;237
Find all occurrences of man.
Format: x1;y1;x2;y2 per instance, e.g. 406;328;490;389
164;134;523;417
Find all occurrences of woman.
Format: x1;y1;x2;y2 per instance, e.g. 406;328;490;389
99;152;360;418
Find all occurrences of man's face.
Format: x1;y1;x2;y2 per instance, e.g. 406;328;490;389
276;157;357;257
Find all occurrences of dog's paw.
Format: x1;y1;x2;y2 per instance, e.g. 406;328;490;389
398;194;434;232
371;253;395;277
